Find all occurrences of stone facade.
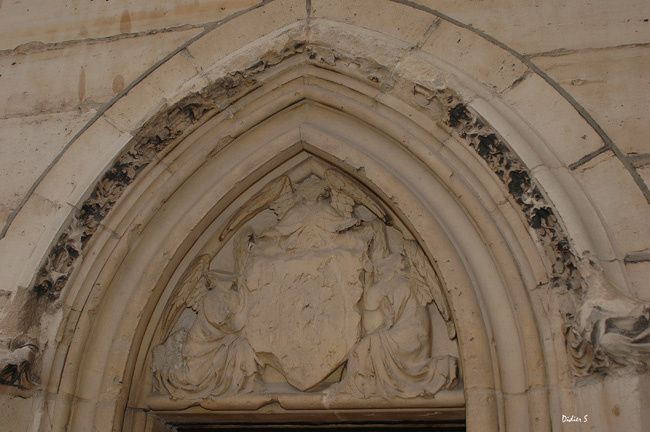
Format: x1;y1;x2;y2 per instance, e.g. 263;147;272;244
0;1;649;431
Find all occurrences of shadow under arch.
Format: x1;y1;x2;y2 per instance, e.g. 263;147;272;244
40;59;559;432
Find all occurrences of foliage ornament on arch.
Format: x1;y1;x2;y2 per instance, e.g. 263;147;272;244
10;33;647;386
422;85;650;377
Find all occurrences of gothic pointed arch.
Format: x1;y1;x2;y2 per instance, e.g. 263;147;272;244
0;10;645;432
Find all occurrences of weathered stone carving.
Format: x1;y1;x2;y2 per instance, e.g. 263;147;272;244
0;337;38;389
153;248;261;400
426;87;580;294
31;39;307;301
420;85;650;379
27;50;582;402
565;255;650;376
152;169;458;401
326;237;458;400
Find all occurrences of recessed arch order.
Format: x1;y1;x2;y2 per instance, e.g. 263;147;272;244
17;18;623;432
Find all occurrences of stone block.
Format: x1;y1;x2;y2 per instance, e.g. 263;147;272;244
0;392;39;432
307;20;409;70
0;0;260;50
502;74;605;167
574;373;650;432
534;45;650;156
34;117;132;207
187;0;306;73
0;192;68;293
573;151;650;256
104;50;207;133
411;0;650;54
311;0;435;45
0;28;200;118
421;20;528;94
0;110;95;230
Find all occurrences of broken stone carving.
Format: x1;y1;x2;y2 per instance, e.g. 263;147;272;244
152;168;458;401
0;337;38;389
428;87;580;294
565;255;650;376
325;238;458;400
30;39;307;301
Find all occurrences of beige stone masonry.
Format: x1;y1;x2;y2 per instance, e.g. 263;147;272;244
0;192;68;296
0;28;201;119
0;117;130;293
639;163;650;190
104;50;208;133
311;0;436;45
410;0;650;53
33;117;132;207
0;3;649;432
187;0;306;73
420;20;528;94
573;151;650;257
502;74;606;167
0;0;261;51
0;111;95;229
626;260;650;301
533;45;650;156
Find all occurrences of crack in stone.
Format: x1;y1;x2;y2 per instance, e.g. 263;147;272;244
11;34;624;386
526;42;650;59
0;24;203;57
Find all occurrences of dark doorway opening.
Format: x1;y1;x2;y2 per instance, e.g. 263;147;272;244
154;406;466;431
174;421;466;431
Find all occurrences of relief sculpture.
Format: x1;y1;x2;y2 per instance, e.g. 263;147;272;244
153;250;260;400
152;166;459;403
326;238;458;399
565;255;650;376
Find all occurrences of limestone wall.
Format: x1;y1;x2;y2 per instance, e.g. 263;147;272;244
0;1;648;431
1;0;648;296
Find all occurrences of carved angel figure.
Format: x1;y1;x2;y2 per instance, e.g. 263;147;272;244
153;166;459;401
327;225;458;399
152;235;260;399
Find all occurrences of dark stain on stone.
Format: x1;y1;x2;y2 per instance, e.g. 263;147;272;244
476;134;498;160
31;38;307;299
508;170;528;196
530;206;553;229
78;67;86;103
120;10;132;34
448;103;470;128
438;96;579;294
112;74;125;94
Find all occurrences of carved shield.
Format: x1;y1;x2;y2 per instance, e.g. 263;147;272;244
243;246;365;391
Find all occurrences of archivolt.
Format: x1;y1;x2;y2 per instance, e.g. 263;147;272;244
15;19;622;432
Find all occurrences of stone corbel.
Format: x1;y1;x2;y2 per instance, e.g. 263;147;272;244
0;337;39;389
565;255;650;376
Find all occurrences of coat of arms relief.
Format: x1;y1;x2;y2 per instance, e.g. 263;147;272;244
151;163;460;406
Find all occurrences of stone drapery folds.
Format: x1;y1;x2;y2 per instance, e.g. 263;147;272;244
151;167;459;403
565;255;650;376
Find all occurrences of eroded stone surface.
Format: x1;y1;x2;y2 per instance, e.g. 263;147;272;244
244;231;365;390
565;254;650;375
0;3;649;430
152;167;459;402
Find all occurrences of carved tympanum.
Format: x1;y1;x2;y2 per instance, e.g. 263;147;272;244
152;167;458;402
565;255;650;376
